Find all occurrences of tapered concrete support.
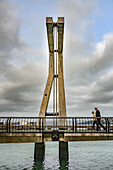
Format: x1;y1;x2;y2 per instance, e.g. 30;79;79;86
39;17;54;117
34;142;45;161
59;141;69;160
58;17;66;118
58;17;67;128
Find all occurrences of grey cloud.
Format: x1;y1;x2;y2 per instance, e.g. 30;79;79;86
58;0;98;29
0;0;27;71
0;1;47;114
92;38;113;69
65;33;113;86
86;71;113;104
0;62;46;113
66;69;113;114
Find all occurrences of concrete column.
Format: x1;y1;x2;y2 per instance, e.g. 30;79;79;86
59;141;69;169
34;142;45;161
59;141;69;160
58;17;66;118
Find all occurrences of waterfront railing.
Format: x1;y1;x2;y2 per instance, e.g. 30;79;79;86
0;117;113;133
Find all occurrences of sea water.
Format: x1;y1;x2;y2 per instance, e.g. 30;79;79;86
0;141;113;170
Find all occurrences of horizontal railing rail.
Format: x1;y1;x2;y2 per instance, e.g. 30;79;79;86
0;117;113;133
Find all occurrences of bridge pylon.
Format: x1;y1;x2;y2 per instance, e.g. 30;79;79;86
36;17;68;164
39;17;66;119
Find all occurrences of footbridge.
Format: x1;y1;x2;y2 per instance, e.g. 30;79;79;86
0;116;113;143
1;116;113;161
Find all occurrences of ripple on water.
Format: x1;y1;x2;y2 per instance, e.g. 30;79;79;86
0;141;113;169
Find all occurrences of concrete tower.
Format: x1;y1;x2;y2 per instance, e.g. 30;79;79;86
39;17;66;118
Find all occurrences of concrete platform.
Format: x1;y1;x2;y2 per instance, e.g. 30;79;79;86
64;133;113;141
0;133;42;143
0;132;113;143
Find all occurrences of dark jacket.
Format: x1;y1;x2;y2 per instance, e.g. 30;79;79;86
96;110;101;120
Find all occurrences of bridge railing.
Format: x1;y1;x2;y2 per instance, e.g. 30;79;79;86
0;117;113;133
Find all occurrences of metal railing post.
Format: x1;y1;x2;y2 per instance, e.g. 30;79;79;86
39;118;41;132
108;119;110;133
75;118;77;132
6;118;9;132
42;118;43;132
72;118;74;132
9;118;11;133
106;118;108;132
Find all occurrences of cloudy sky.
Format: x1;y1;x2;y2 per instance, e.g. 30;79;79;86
0;0;113;117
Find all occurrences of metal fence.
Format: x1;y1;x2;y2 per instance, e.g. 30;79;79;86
0;117;113;133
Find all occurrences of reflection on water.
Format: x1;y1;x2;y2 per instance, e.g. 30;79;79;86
33;158;69;170
33;160;44;170
59;160;69;170
33;141;69;170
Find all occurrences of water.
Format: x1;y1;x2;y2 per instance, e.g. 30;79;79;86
0;141;113;170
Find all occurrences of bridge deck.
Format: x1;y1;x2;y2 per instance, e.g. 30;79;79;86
0;132;113;143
